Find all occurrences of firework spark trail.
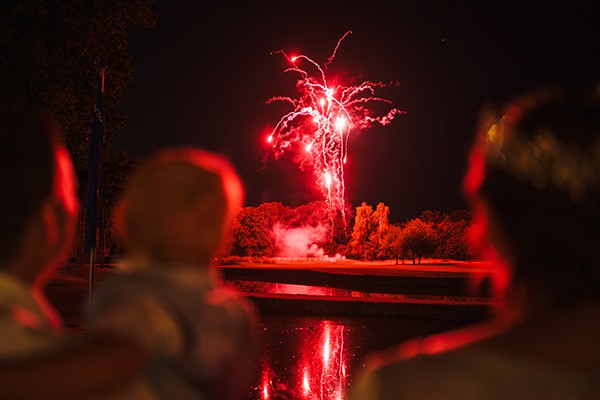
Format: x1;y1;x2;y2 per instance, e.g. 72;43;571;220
266;30;403;230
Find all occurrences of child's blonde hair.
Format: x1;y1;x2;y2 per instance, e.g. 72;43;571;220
116;147;244;266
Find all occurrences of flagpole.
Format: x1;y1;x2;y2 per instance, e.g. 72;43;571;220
88;248;95;308
87;67;106;320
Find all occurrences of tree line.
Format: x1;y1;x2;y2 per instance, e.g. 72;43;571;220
228;201;480;263
0;0;156;264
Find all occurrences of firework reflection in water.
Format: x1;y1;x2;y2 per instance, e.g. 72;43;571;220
257;321;347;400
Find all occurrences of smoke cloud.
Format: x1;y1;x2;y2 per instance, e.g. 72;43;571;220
272;223;327;258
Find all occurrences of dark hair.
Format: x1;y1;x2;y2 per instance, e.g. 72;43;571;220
0;110;62;263
466;86;600;306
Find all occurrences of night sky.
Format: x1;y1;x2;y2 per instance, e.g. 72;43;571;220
114;1;600;223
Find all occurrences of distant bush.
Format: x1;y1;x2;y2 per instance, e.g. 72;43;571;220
251;256;276;264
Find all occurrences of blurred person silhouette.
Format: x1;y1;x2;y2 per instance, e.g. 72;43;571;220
0;109;145;399
349;85;600;399
88;147;261;400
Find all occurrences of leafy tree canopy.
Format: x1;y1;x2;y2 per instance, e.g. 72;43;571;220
0;0;156;183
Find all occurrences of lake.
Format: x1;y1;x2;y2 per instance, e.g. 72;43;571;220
220;261;496;399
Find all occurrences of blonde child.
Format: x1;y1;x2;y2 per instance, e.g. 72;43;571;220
89;148;259;400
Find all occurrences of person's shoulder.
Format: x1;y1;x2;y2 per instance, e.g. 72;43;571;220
350;343;470;400
0;310;63;357
398;318;502;358
350;321;504;400
369;319;499;365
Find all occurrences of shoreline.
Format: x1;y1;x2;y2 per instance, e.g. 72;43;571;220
45;260;497;331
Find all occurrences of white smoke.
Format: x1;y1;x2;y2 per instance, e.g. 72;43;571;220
272;223;328;258
321;252;345;262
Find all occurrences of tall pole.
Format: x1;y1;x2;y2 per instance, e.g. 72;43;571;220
88;248;95;307
86;67;106;314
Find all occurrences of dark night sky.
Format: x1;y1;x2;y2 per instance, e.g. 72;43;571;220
114;1;600;223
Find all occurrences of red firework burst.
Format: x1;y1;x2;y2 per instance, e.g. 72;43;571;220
265;30;402;226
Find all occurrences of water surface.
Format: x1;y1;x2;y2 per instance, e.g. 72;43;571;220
249;315;474;399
